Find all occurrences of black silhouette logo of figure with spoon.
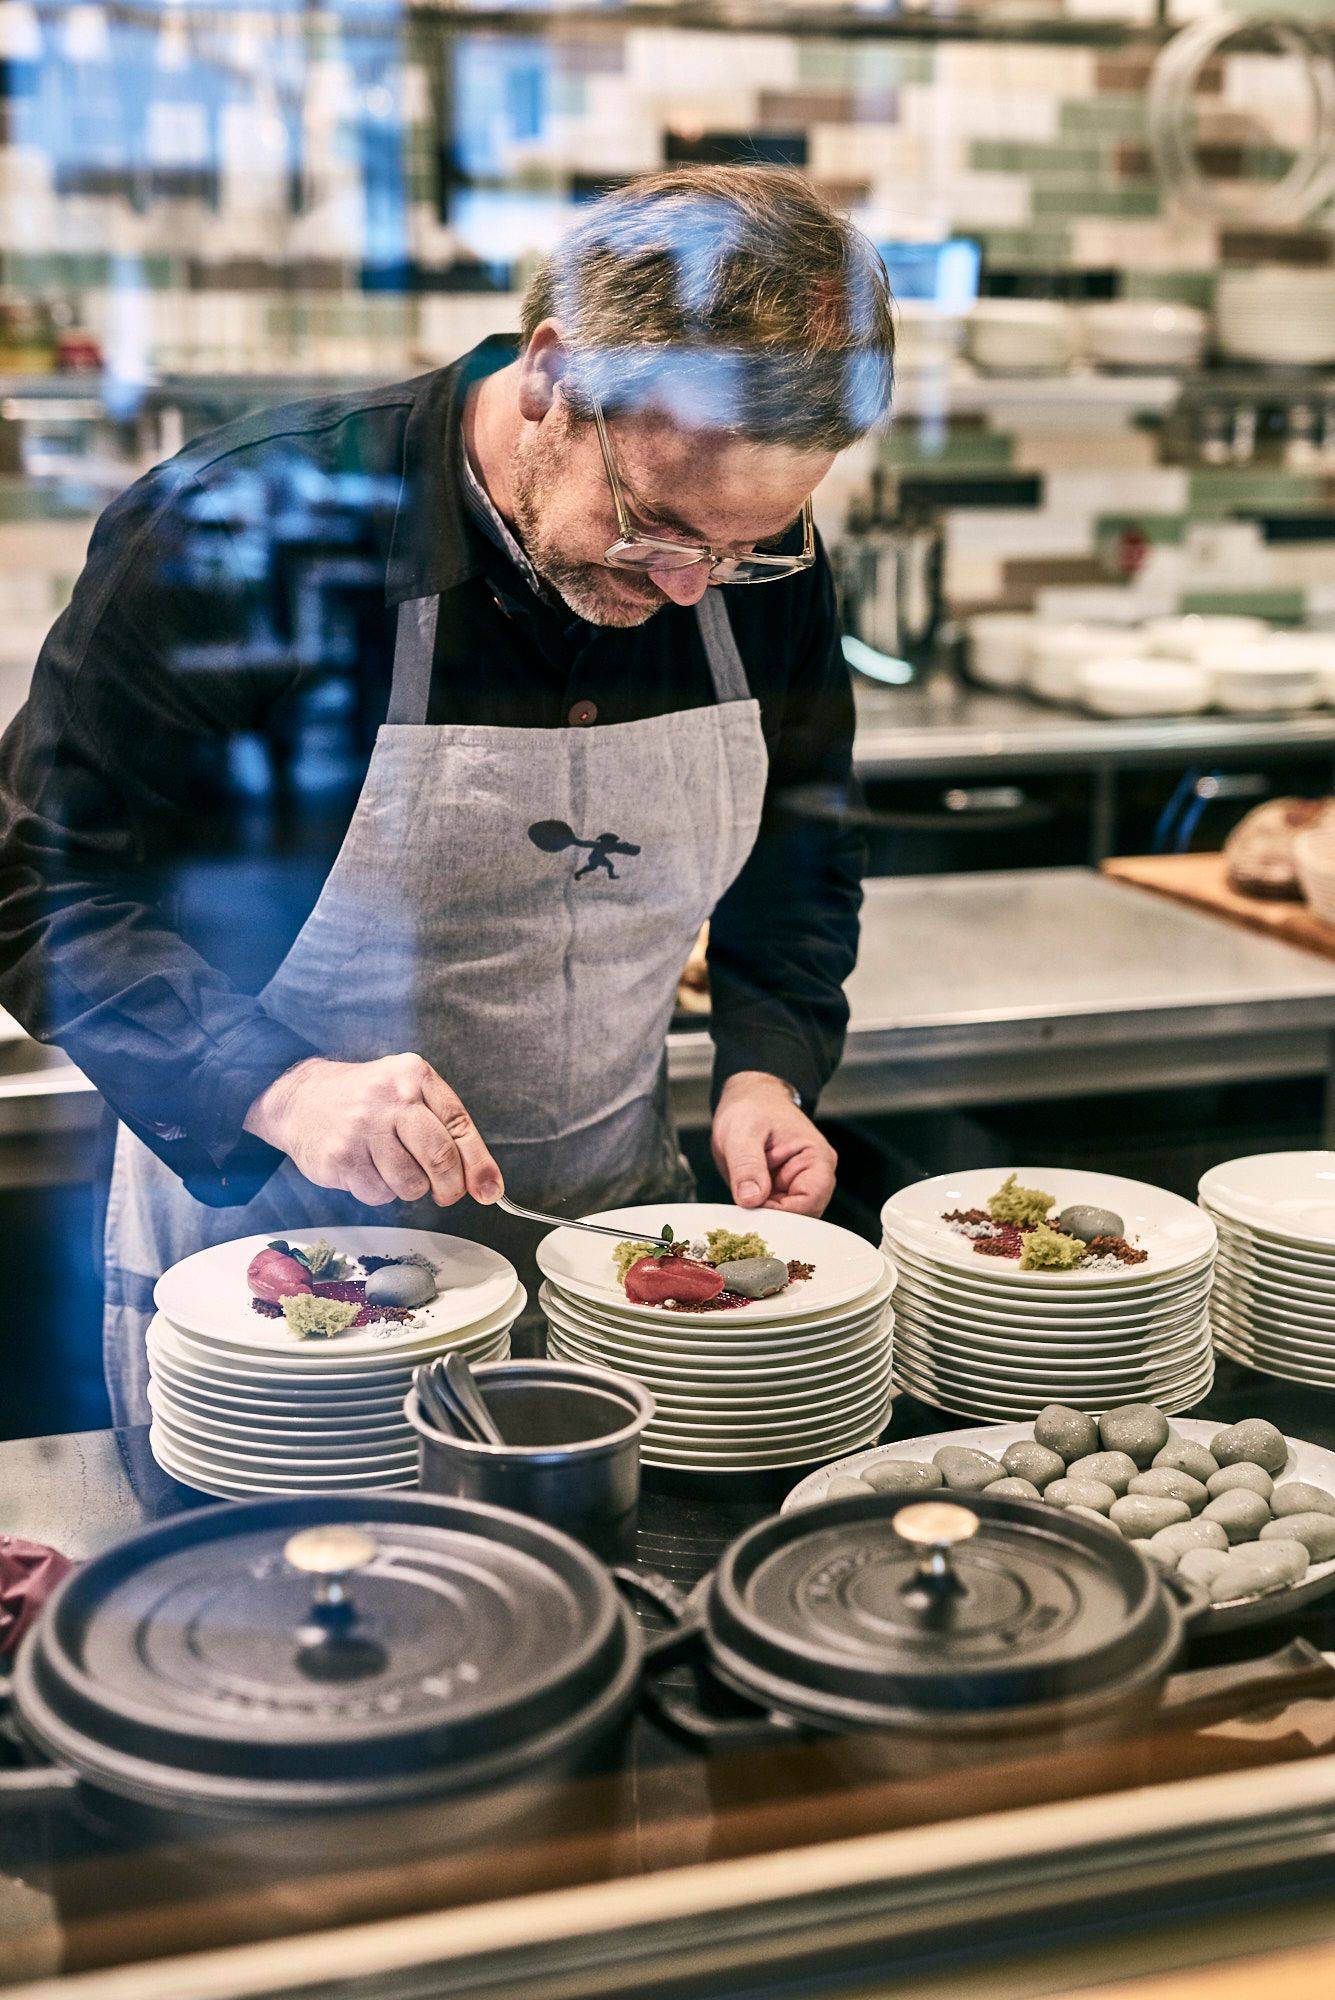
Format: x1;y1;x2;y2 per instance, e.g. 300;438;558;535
528;820;641;881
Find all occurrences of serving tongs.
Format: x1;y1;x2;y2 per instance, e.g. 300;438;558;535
413;1356;505;1447
495;1193;652;1244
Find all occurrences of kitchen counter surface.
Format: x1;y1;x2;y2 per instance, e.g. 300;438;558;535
8;1355;1335;2000
852;677;1335;778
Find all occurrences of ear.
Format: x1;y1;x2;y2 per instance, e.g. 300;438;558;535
517;321;568;423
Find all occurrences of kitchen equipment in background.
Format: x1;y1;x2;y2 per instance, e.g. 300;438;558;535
1079;302;1207;373
1077;657;1212;720
1213;268;1335;369
881;1169;1217;1422
1149;15;1335;230
786;1420;1335;1637
836;469;945;679
1025;622;1143;704
407;1358;654;1561
965;299;1078;377
1293;825;1335;924
0;1493;643;1839
965;612;1040;691
1203;1153;1335;1391
874;236;982;313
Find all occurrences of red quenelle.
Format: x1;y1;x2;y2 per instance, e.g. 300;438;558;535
246;1248;314;1303
623;1255;726;1306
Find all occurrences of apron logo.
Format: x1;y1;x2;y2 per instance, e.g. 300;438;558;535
527;819;641;881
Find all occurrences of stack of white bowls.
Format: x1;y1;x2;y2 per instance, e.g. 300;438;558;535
966;299;1077;376
1204;1154;1335;1389
1143;615;1269;663
1076;655;1211;718
1215;269;1335;368
1079;301;1207;371
881;1169;1218;1421
147;1227;523;1498
966;612;1040;691
1200;633;1329;715
537;1203;894;1472
1026;623;1143;704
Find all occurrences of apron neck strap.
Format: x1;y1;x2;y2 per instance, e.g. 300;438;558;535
388;584;752;728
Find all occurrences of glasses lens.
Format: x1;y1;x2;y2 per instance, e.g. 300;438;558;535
606;538;707;574
710;555;808;585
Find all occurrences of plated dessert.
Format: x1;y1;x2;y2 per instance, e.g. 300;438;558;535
942;1173;1148;1273
247;1237;441;1338
611;1224;813;1313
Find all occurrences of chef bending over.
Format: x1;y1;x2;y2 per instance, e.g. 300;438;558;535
0;165;893;1423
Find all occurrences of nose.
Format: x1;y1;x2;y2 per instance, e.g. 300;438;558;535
649;562;712;607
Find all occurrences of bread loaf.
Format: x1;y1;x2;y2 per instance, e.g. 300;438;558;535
1224;798;1335;899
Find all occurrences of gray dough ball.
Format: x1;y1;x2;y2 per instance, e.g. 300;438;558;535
988;1476;1042;1501
1067;1450;1138;1497
1046;1477;1116;1516
1033;1405;1100;1465
1067;1505;1119;1528
1128;1468;1209;1513
1271;1481;1335;1519
933;1446;1006;1492
1145;1518;1229;1564
1201;1488;1271;1544
861;1459;943;1494
1260;1512;1335;1563
1206;1463;1273;1502
1055;1203;1125;1243
1211;1419;1288;1477
1208;1539;1308;1603
1177;1547;1231;1587
365;1260;438;1309
716;1255;789;1300
1001;1440;1065;1490
1098;1404;1171;1468
824;1474;873;1500
1109;1494;1191;1539
1153;1438;1220;1483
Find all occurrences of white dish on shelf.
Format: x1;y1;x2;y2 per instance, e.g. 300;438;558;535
966;298;1077;376
1143;614;1269;662
1076;655;1211;718
1208;644;1321;715
1079;300;1206;371
966;611;1040;690
1200;1152;1335;1246
1025;623;1144;703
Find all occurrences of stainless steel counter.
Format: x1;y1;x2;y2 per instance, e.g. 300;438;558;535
669;869;1335;1130
10;869;1335;1164
852;677;1335;779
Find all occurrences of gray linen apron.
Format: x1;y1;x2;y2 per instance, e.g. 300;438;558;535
102;590;768;1426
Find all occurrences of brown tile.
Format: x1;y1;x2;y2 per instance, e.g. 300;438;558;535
1096;50;1222;92
1221;230;1334;267
813;179;872;210
1001;557;1107;595
758;89;854;125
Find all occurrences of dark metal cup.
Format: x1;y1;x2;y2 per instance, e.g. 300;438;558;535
406;1360;655;1562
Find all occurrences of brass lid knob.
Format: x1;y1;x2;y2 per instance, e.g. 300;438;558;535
284;1525;377;1579
894;1502;979;1551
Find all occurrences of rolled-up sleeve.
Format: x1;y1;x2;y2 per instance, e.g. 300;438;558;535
707;547;865;1109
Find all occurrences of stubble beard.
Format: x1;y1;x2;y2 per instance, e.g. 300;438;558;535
510;423;661;629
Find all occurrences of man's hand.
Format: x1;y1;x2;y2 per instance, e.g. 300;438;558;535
244;1054;502;1208
711;1071;837;1217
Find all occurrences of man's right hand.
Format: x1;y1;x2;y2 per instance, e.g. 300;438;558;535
243;1054;502;1208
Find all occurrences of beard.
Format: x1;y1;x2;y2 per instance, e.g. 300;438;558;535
510;415;662;628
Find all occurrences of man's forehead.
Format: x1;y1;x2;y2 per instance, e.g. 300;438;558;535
610;413;831;540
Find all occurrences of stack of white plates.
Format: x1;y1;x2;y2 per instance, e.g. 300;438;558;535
147;1227;523;1498
1203;1153;1335;1389
1214;269;1335;368
881;1169;1218;1420
536;1203;894;1472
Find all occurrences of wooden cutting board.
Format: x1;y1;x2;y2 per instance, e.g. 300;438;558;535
1102;851;1335;962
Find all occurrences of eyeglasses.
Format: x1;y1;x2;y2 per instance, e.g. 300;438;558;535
591;396;815;586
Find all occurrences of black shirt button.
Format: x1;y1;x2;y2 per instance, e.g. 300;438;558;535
567;699;598;726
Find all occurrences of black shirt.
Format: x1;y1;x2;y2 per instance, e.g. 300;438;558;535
0;338;864;1204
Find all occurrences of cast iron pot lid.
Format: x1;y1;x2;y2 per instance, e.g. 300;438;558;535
13;1492;640;1817
701;1493;1185;1732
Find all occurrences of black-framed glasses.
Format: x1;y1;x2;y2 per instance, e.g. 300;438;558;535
591;396;815;586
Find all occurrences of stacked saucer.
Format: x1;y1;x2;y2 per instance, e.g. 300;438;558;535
881;1168;1217;1421
1202;1152;1335;1390
537;1203;894;1472
147;1226;523;1498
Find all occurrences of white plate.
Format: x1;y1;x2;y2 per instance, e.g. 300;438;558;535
645;1379;894;1445
543;1266;897;1344
1209;1289;1335;1343
1199;1154;1335;1247
890;1280;1213;1344
642;1404;893;1471
537;1203;887;1325
889;1314;1211;1381
889;1356;1214;1425
889;1343;1212;1405
543;1322;891;1392
149;1418;418;1479
1205;1220;1335;1281
146;1384;411;1442
886;1237;1216;1308
1209;1299;1335;1360
156;1227;520;1358
539;1286;892;1362
1211;1267;1335;1321
148;1298;519;1382
149;1426;418;1492
1212;1330;1335;1389
883;1172;1214;1286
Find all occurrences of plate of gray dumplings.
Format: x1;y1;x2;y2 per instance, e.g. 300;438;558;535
784;1408;1335;1633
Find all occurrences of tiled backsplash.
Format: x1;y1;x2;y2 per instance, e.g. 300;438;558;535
1;3;1331;627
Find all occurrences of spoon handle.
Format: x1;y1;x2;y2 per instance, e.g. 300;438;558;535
443;1352;506;1447
495;1193;646;1244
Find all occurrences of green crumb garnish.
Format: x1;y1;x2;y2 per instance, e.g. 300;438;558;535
705;1228;770;1266
280;1294;360;1340
1019;1223;1085;1272
612;1240;659;1283
297;1238;348;1281
988;1173;1055;1228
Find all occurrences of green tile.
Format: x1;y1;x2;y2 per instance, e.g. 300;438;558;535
978;226;1075;268
1096;514;1187;547
1123;271;1216;309
1060;99;1148;139
1032;184;1161;219
970;140;1105;176
1187;470;1325;515
881;427;1014;472
797;40;933;88
1180;587;1308;620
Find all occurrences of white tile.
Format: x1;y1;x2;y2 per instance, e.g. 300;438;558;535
1011;425;1162;471
624;30;796;94
1071;218;1220;271
938;46;1096;99
807;125;925;181
946;172;1032;228
1044;469;1190;515
949;509;1097;558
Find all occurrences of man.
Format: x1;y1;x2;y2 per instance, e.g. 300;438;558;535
0;165;894;1424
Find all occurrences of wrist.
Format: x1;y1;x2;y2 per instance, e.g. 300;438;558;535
718;1070;802;1110
243;1056;322;1147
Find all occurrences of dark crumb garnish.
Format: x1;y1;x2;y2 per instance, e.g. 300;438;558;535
943;1207;992;1226
1085;1234;1149;1266
975;1225;1025;1258
664;1290;751;1313
787;1259;814;1282
251;1275;414;1329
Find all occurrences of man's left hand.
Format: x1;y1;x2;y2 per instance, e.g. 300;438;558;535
711;1071;837;1217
